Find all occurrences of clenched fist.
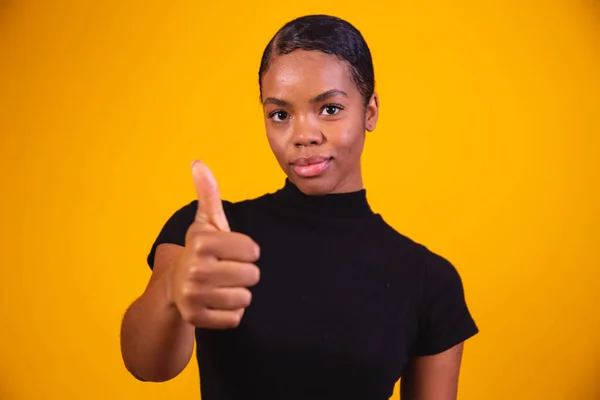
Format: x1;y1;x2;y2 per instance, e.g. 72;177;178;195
168;161;261;329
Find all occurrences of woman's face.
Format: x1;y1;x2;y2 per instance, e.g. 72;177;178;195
260;50;378;195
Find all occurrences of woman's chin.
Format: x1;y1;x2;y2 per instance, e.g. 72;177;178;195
290;175;344;196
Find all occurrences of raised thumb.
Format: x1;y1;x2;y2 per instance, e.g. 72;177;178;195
191;160;230;232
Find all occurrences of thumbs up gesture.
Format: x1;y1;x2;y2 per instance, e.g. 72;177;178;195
169;161;261;329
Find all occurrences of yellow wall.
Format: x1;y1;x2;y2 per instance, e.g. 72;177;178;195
1;1;598;399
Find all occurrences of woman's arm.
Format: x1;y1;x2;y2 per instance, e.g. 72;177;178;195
120;243;196;382
400;342;465;400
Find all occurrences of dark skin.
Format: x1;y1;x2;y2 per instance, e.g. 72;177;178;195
120;48;466;399
261;49;378;195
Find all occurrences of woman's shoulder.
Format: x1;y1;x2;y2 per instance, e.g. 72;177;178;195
373;218;461;276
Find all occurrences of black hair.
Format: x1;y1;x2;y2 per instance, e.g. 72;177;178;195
258;15;375;106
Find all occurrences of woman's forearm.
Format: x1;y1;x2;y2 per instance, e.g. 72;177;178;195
120;246;196;382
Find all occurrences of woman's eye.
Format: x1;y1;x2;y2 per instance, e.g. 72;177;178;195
321;104;343;116
269;111;289;122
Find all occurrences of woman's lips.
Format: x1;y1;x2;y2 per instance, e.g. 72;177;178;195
290;156;332;178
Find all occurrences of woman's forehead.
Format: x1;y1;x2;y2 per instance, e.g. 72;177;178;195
261;50;357;100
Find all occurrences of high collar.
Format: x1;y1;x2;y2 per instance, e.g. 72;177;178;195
270;179;374;218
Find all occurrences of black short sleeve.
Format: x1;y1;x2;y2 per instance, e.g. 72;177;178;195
411;249;479;356
146;200;198;269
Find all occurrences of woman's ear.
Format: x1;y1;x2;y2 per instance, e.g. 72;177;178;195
365;93;379;132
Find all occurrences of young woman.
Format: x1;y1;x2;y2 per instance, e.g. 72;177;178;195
120;14;478;400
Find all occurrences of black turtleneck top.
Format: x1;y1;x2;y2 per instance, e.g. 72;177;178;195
146;180;478;400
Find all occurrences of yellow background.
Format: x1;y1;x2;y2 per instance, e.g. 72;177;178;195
1;1;599;399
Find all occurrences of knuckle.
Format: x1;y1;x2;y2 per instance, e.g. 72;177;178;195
180;283;196;300
189;309;209;327
179;308;198;325
188;232;219;255
191;236;210;254
180;283;209;306
181;284;199;308
189;263;212;282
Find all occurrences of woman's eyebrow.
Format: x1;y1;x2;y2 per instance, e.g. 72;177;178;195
310;89;348;104
263;97;290;107
263;89;348;108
